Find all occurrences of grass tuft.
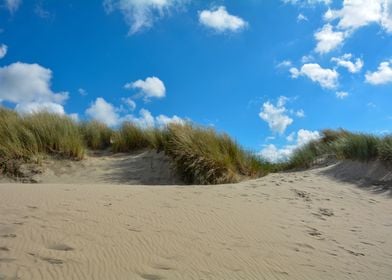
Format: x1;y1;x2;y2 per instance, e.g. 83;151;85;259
287;129;392;169
80;121;113;150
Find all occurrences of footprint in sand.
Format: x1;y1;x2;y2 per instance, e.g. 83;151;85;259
28;252;65;265
319;208;334;217
140;273;164;280
1;234;17;238
48;243;74;251
292;189;312;202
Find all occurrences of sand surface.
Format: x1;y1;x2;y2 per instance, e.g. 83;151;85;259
1;166;391;279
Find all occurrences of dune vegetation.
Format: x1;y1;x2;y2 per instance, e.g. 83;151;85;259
0;108;270;184
286;129;392;169
2;107;391;184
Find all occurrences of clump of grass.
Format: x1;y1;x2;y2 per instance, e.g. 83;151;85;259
378;136;392;163
108;122;268;184
287;129;392;169
80;121;113;150
111;122;154;152
0;108;39;176
0;109;84;177
163;124;266;184
333;133;380;161
22;113;84;159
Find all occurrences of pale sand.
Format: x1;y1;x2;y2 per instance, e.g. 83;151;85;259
1;163;392;279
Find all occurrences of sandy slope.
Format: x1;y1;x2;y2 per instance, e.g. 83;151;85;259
12;150;182;185
1;166;391;280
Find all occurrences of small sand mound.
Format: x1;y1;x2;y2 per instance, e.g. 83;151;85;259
26;150;182;185
319;160;392;193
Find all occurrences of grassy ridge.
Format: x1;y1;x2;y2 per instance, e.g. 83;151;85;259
0;109;84;176
109;122;270;184
0;108;268;184
287;129;392;169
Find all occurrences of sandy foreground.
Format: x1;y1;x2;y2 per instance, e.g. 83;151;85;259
1;157;392;279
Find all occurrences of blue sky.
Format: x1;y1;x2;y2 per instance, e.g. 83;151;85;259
0;0;391;161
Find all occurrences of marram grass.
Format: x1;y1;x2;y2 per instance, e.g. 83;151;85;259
0;108;269;184
286;129;392;169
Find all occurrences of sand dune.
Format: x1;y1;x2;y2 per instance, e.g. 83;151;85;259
1;162;392;279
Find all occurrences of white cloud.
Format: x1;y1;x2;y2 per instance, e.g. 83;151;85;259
290;63;339;89
276;60;292;68
125;76;166;101
301;55;314;63
15;102;65;115
199;6;248;33
103;0;188;34
260;144;294;163
127;108;155;127
127;109;185;127
283;0;331;5
0;44;7;59
323;1;392;35
297;13;308;22
297;129;320;146
259;96;293;134
121;97;136;111
331;53;363;73
0;62;68;107
336;91;349;99
85;97;184;128
365;60;392;85
295;109;305;118
3;0;21;13
308;1;392;58
156;114;184;126
260;129;320;162
86;97;120;127
78;88;88;96
314;24;345;54
286;132;295;142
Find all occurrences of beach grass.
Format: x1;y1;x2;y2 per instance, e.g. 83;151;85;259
286;129;392;169
0;108;268;184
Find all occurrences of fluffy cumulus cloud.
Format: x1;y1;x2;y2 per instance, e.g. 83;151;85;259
365;60;392;85
156;114;184;126
199;6;248;33
325;0;392;32
296;129;320;146
0;62;70;115
0;62;68;104
125;76;166;101
331;53;363;73
15;102;65;115
85;97;120;127
290;63;339;89
0;44;7;59
259;144;293;163
85;97;184;127
260;129;320;162
259;96;293;134
314;24;345;54
3;0;21;13
103;0;188;34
